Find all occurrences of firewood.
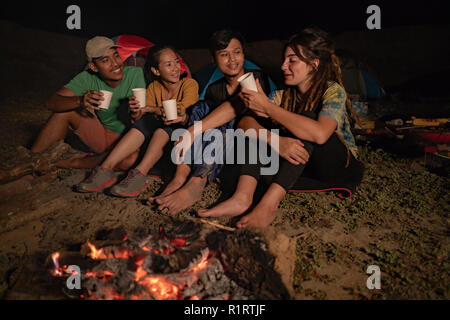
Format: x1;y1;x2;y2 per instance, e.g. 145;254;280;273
0;174;33;198
0;141;69;184
0;197;68;233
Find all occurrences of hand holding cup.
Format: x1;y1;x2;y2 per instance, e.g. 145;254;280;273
81;90;105;110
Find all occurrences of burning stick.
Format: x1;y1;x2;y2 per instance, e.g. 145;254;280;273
185;216;236;232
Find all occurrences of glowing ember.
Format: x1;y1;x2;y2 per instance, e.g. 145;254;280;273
48;225;253;301
102;288;125;300
86;270;115;281
138;277;180;300
170;238;187;247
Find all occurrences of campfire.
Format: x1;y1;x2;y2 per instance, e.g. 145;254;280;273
47;222;292;300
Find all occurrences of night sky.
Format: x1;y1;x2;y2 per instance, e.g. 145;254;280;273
1;0;448;48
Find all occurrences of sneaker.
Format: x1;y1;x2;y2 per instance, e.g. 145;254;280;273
110;169;150;197
77;167;117;192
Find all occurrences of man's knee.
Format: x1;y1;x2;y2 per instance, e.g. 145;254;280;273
51;110;82;129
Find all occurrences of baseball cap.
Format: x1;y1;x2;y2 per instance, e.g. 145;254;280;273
86;36;122;61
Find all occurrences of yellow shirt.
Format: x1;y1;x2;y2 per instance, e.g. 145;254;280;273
145;77;199;110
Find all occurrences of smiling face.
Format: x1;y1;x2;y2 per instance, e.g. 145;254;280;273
281;46;318;92
89;48;124;85
151;48;181;84
213;38;245;78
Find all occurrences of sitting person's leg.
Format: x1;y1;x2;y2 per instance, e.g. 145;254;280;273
100;128;145;170
236;156;310;228
36;111;126;170
197;137;263;218
236;182;286;228
148;163;191;203
152;101;235;214
197;174;257;217
76;114;165;192
155;175;207;214
110;128;170;197
290;133;364;194
31;111;82;153
76;127;145;192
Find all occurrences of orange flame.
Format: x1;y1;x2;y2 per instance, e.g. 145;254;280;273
188;253;210;274
50;252;62;276
86;242;133;260
87;242;105;259
50;252;70;277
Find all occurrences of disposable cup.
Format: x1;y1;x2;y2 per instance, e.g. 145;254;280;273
162;99;178;121
98;90;113;110
132;88;146;109
237;72;257;92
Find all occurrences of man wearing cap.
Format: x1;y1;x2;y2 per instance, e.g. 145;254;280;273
30;36;146;168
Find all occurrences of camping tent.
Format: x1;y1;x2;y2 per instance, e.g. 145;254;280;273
336;49;385;100
194;60;278;99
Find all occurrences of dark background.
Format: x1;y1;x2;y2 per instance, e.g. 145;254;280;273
1;0;448;48
1;0;450;105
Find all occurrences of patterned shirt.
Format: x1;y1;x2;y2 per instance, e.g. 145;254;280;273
268;81;358;158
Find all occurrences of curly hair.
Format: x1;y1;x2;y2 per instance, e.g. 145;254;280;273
280;27;360;127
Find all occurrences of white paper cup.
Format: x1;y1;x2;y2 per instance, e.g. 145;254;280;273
162;99;178;121
98;90;113;110
237;72;257;92
132;88;146;109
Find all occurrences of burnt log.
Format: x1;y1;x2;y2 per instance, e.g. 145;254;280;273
0;141;70;185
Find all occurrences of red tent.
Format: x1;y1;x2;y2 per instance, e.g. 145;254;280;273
112;35;191;78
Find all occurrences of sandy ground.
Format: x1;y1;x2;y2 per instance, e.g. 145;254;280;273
0;96;448;300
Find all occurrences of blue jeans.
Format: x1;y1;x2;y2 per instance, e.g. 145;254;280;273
185;100;236;182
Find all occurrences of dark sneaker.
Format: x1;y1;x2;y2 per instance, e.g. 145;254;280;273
110;169;150;197
77;167;117;192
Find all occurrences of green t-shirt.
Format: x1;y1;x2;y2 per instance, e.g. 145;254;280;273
64;66;146;133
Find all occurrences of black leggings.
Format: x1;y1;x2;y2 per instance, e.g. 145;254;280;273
218;114;364;197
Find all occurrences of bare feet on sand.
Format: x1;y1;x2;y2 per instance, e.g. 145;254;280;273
235;183;285;228
197;192;253;218
147;164;191;204
147;176;186;204
236;202;278;229
154;177;206;214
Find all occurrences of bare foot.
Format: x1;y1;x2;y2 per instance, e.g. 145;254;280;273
197;193;252;218
236;203;277;228
147;164;190;204
147;176;186;204
155;177;206;214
